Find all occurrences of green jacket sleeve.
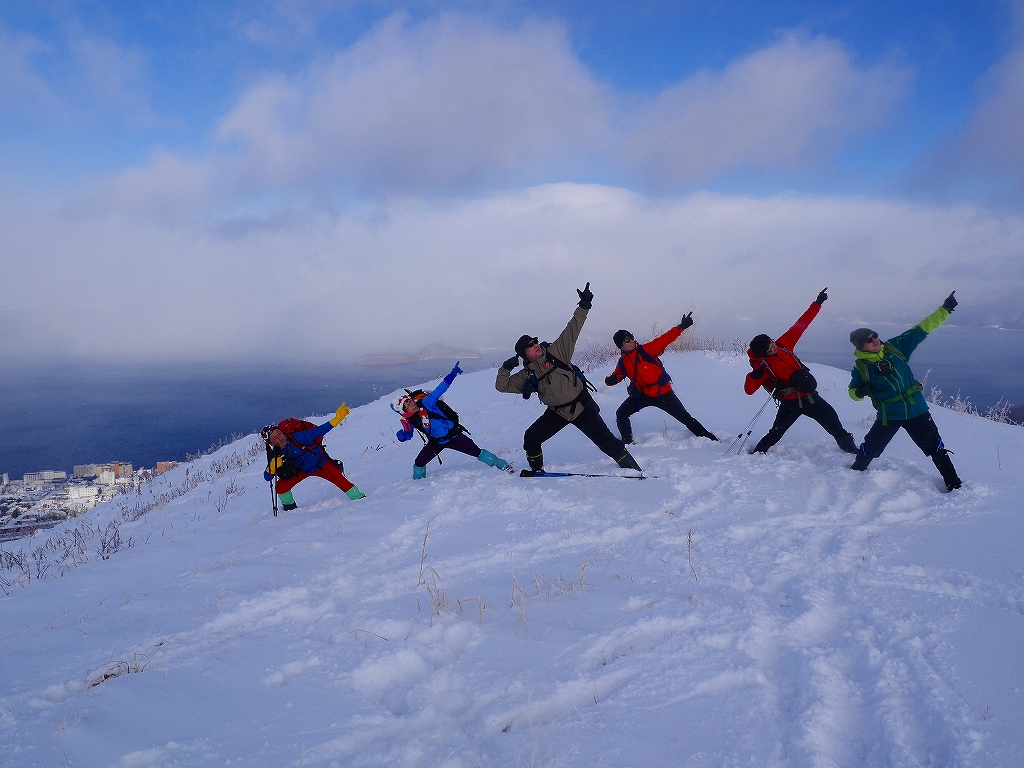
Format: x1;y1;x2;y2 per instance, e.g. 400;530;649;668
848;365;867;401
889;306;949;359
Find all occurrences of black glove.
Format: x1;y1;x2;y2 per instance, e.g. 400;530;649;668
502;356;519;371
678;312;694;330
604;375;618;386
815;287;828;305
749;368;766;380
942;291;957;312
855;382;872;398
576;281;593;309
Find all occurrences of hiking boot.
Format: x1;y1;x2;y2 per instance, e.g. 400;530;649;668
502;463;515;474
617;452;642;472
931;449;961;492
282;501;298;511
850;450;872;471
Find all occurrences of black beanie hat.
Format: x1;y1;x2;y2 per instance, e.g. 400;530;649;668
749;334;772;357
849;328;877;350
613;330;633;349
515;334;538;357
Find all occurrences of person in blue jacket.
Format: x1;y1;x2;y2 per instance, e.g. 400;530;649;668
262;405;365;511
394;362;513;479
848;291;962;491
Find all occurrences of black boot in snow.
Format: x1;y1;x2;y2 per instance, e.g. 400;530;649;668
931;448;962;491
617;451;643;472
850;450;872;471
838;433;859;454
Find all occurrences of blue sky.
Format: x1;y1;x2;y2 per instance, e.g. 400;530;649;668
2;1;1023;360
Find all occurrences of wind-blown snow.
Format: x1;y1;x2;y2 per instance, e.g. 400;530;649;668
2;353;1022;767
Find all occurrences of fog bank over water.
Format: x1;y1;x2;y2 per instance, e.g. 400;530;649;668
0;358;493;482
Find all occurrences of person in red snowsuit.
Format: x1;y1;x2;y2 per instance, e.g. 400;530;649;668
744;288;858;455
605;313;718;444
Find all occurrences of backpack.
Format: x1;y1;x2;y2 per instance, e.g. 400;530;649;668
523;343;597;401
404;389;469;441
763;345;817;398
265;418;322;479
625;345;672;398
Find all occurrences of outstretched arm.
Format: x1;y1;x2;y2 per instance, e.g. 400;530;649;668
775;301;821;350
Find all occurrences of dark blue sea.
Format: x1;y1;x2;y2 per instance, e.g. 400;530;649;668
2;326;1021;481
0;358;495;481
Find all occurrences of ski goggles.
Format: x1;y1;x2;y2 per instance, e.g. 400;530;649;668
875;359;893;376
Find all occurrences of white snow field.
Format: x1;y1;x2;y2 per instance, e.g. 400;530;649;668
2;352;1023;768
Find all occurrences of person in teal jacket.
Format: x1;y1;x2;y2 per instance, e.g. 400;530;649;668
847;291;962;491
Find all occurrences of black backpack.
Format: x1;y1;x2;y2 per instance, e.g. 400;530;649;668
405;389;469;441
522;343;596;400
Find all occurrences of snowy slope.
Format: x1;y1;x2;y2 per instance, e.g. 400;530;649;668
2;352;1023;768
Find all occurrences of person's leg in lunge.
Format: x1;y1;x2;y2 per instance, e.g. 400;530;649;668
523;409;570;473
571;409;642;471
614;396;643;444
803;397;858;453
652;391;717;440
851;420;901;470
750;402;801;454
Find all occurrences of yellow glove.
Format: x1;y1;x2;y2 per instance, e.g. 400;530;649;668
330;403;350;427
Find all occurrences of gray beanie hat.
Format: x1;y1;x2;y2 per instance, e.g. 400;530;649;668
849;327;876;350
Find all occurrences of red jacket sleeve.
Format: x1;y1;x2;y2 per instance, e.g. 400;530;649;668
776;302;820;350
644;326;683;358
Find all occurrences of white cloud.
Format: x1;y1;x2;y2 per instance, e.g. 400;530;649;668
949;44;1024;181
214;17;906;194
3;184;1021;362
623;33;912;187
0;18;152;126
218;13;611;193
0;23;62;117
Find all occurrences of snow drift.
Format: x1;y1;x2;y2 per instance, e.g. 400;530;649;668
2;352;1023;767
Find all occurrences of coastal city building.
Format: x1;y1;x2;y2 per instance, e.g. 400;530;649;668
23;470;68;483
73;462;133;479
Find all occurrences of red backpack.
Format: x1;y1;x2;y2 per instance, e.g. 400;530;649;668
276;419;323;450
276;421;319;450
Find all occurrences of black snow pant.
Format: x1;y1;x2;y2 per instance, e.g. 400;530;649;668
751;394;857;454
524;406;635;472
615;390;716;443
851;411;961;490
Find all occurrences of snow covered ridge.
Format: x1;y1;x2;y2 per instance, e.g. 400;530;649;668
2;352;1023;767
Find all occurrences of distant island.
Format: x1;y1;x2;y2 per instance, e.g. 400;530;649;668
353;342;484;366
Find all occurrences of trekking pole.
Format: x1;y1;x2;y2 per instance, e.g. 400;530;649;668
270;475;278;517
725;396;773;455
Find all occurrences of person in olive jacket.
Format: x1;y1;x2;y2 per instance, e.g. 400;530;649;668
848;291;962;491
495;283;642;476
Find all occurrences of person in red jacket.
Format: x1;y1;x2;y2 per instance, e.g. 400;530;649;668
745;288;858;455
605;313;718;445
